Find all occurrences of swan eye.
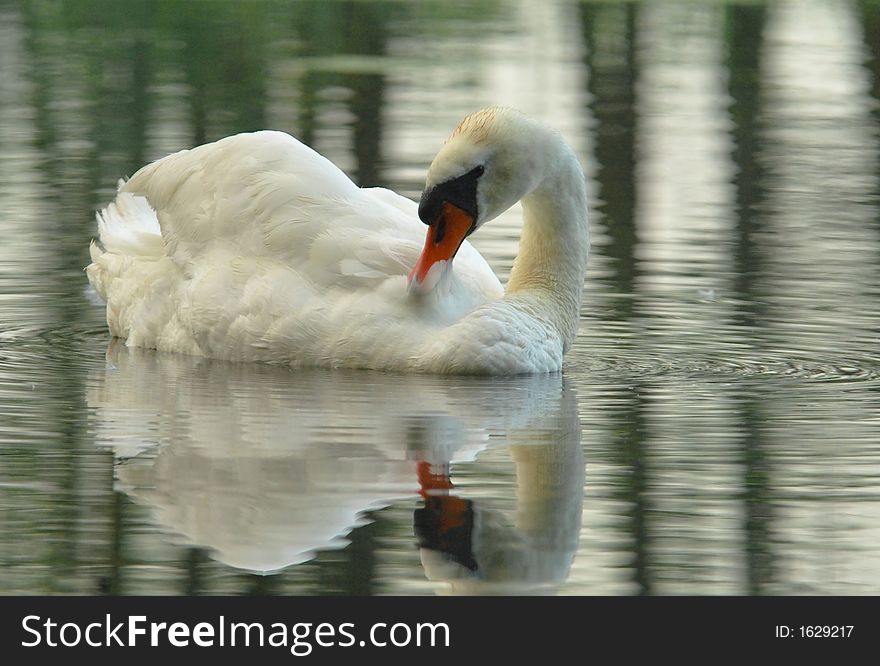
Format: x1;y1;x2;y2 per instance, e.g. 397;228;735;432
419;165;484;225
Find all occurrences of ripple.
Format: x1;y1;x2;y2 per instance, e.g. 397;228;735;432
571;345;880;386
0;321;111;398
5;318;878;394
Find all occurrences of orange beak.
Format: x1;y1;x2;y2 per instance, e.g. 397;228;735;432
417;462;469;534
408;201;475;292
417;461;455;497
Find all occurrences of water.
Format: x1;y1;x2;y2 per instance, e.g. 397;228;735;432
1;0;879;595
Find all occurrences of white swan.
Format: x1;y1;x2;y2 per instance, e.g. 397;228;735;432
86;107;589;374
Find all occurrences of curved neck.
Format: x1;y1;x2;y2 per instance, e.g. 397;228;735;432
505;148;589;352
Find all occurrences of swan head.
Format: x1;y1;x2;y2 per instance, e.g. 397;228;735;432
408;107;552;293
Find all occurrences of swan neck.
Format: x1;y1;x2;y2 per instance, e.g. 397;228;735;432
505;150;588;351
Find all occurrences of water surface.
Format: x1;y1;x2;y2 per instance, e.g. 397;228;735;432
1;0;879;595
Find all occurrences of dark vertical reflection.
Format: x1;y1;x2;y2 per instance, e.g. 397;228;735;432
580;2;652;595
18;0;165;594
861;2;880;103
115;38;153;175
617;389;651;594
183;22;208;146
17;0;96;593
343;2;388;187
18;1;61;201
243;572;279;596
727;5;766;323
99;489;126;595
183;548;211;595
309;514;384;595
44;348;83;593
861;0;880;279
580;2;639;321
288;1;339;147
289;1;392;186
724;4;774;594
857;4;880;477
178;1;270;143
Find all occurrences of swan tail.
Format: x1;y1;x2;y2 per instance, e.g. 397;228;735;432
86;182;166;299
95;182;165;256
86;183;184;349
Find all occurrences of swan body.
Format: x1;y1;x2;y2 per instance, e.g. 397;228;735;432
86;108;589;374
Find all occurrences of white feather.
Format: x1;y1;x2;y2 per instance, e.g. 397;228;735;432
86;108;588;374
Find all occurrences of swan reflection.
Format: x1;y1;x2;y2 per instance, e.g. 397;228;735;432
88;342;584;593
414;389;584;594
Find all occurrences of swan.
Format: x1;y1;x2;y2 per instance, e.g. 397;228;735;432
86;107;589;374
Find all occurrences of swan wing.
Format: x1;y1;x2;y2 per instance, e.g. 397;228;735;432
122;131;364;265
121;130;500;299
